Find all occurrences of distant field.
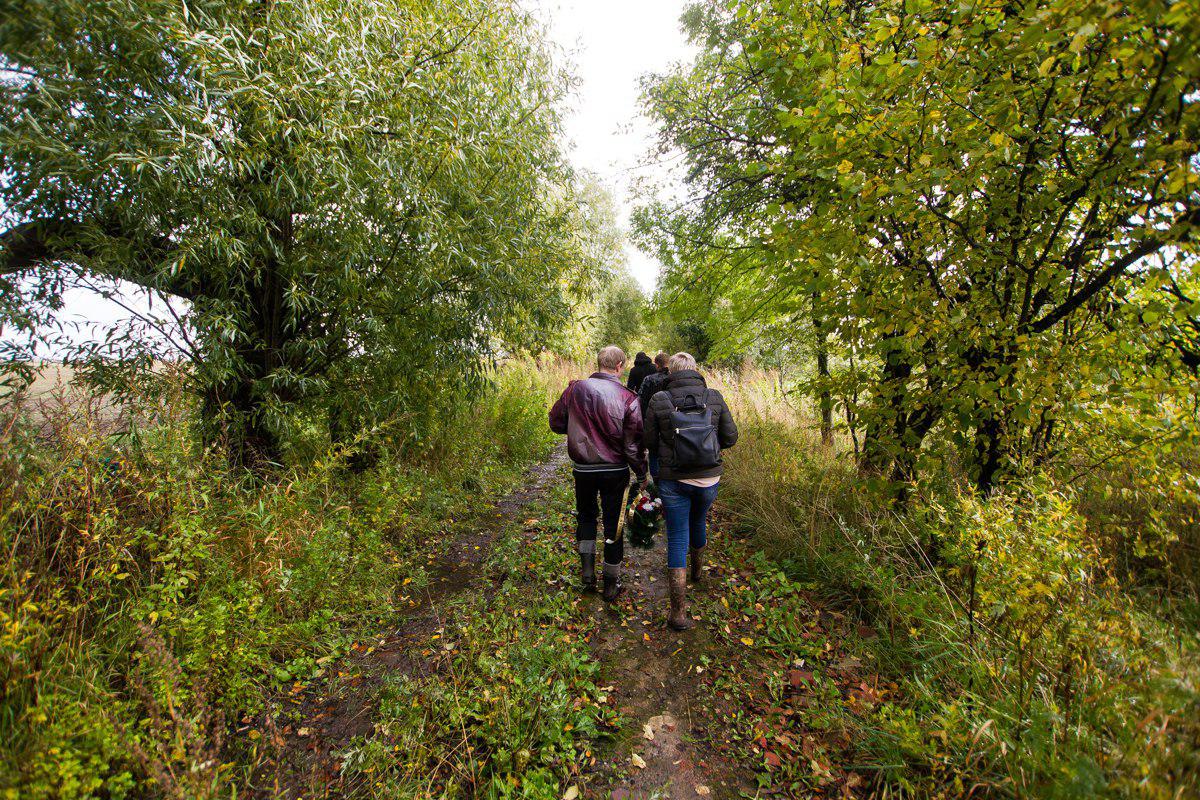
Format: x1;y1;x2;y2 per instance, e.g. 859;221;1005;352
1;362;134;435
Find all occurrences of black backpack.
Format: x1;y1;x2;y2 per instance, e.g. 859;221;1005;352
669;393;721;470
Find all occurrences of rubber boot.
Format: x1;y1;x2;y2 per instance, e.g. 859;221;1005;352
689;547;704;584
667;568;695;631
602;562;623;602
580;552;596;591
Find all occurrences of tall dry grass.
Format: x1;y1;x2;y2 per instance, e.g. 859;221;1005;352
700;367;1200;797
0;358;560;799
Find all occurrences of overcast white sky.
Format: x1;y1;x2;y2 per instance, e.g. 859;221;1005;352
528;0;693;292
7;2;692;353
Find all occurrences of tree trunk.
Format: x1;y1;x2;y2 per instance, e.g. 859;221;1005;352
859;340;912;475
972;407;1015;496
201;375;283;471
816;349;833;447
970;347;1021;495
813;301;833;447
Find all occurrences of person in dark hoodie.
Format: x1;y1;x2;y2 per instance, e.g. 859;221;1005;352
626;351;656;393
637;351;671;477
549;345;648;600
643;352;738;630
637;352;670;411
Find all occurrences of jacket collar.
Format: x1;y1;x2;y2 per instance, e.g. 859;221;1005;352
667;369;707;389
589;371;623;383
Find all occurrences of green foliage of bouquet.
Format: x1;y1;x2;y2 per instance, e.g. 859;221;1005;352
626;489;663;550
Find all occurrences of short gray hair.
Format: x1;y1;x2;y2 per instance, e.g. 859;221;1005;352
668;352;697;373
597;345;626;371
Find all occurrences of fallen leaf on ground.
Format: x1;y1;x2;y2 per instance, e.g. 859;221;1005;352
647;714;677;733
789;669;813;687
695;786;711;796
562;786;579;800
642;722;655;740
631;753;647;769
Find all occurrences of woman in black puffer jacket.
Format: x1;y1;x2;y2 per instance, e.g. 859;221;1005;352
642;353;738;630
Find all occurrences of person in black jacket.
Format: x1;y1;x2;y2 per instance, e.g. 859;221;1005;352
626;351;656;393
638;352;671;477
643;352;738;630
637;352;670;412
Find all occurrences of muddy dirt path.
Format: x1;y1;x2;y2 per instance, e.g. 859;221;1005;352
582;526;755;800
253;442;570;798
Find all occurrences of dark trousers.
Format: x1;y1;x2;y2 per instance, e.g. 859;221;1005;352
573;468;629;566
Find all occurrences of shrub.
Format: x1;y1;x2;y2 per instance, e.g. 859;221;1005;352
0;361;556;798
714;376;1200;797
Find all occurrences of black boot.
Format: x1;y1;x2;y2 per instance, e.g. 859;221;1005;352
601;562;623;602
580;552;596;591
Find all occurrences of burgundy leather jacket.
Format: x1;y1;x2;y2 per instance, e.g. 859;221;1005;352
549;372;647;477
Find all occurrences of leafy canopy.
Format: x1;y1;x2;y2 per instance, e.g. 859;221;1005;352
1;0;604;465
639;0;1200;491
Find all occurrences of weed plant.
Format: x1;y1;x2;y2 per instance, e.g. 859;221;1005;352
713;374;1200;797
0;361;557;799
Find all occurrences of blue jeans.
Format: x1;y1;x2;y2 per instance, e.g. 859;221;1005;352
648;451;660;480
658;479;719;569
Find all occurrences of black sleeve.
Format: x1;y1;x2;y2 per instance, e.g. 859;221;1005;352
638;378;655;413
642;393;660;451
715;391;738;449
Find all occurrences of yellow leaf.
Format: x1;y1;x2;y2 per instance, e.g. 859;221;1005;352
563;787;580;800
740;637;754;646
631;753;647;769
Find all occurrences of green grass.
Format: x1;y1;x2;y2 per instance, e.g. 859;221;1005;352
7;360;1197;799
337;479;620;798
711;380;1200;798
0;361;561;799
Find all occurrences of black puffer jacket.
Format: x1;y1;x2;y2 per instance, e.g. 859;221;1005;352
643;370;738;480
626;352;656;393
638;368;669;415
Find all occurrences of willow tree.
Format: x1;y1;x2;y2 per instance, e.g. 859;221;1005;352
1;0;591;467
640;0;1200;492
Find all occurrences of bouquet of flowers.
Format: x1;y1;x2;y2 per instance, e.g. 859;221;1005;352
626;488;663;549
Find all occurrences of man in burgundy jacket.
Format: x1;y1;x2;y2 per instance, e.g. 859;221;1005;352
549;345;648;600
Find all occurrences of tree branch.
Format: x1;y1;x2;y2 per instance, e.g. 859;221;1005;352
1026;206;1200;334
0;218;203;300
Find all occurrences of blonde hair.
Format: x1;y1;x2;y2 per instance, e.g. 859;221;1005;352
668;352;697;373
597;345;626;371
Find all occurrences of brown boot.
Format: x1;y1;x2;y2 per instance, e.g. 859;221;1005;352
688;547;704;584
667;568;695;631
